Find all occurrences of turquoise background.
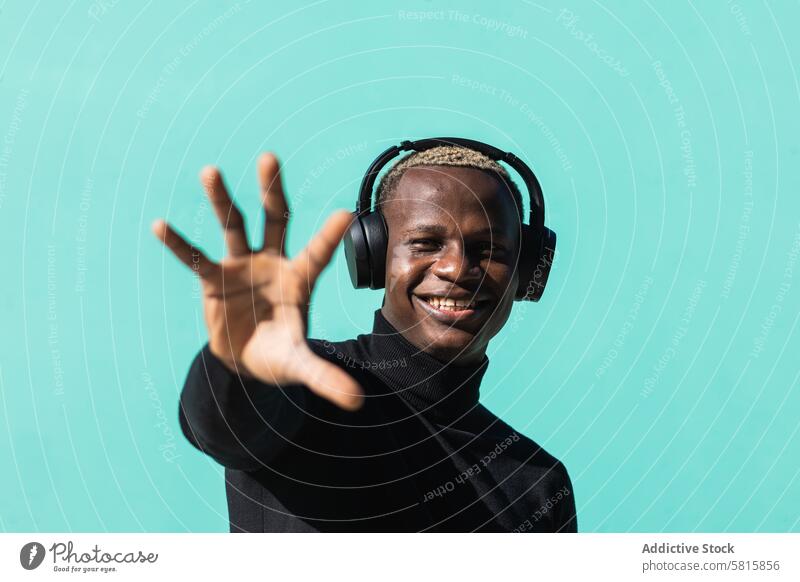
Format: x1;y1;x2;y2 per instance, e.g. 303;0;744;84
1;0;798;532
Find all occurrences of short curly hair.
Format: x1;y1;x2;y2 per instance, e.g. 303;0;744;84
374;145;524;221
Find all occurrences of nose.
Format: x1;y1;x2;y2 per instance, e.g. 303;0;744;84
431;243;481;284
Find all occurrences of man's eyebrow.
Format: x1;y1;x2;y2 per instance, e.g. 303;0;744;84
400;224;513;239
401;224;448;237
472;225;513;238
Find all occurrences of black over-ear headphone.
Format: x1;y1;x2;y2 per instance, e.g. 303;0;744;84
343;137;556;301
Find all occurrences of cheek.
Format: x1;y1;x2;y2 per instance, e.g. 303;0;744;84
484;260;517;289
385;248;425;294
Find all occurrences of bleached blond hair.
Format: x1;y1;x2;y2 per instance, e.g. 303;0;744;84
375;145;524;219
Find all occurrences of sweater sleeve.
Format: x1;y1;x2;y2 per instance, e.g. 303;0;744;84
555;461;578;533
178;344;309;471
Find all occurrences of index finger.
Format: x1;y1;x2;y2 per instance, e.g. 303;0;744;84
291;210;353;291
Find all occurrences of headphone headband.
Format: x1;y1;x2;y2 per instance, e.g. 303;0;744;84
356;137;544;233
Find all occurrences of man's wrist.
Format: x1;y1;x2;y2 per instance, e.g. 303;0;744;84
207;343;257;380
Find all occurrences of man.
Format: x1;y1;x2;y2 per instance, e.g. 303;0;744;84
152;144;577;532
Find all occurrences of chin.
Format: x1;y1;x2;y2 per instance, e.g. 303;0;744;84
420;326;482;363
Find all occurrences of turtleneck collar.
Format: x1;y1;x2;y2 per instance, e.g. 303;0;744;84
360;309;489;419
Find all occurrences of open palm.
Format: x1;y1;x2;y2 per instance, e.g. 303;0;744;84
152;153;363;411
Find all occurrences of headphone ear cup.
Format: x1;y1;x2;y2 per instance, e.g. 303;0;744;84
343;212;388;289
515;226;556;301
362;211;388;289
344;216;371;288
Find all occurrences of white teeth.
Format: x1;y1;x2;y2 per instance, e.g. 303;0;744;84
424;296;476;311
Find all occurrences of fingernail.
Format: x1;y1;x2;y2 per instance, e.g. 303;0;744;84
151;219;166;236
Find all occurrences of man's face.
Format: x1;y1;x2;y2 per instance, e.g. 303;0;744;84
380;165;522;365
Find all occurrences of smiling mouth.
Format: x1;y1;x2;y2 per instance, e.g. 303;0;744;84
423;296;479;311
413;294;491;320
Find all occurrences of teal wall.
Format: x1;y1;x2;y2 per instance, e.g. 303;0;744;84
1;1;798;532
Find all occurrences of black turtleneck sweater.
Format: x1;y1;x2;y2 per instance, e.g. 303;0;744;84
179;309;577;532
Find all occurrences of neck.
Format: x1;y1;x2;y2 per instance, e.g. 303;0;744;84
379;306;487;366
364;309;489;421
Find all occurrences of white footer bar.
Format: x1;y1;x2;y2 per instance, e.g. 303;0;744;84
1;533;797;581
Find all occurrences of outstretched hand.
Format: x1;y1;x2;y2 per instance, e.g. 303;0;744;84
152;153;363;411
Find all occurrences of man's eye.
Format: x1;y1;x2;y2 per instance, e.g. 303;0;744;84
479;242;506;257
409;239;440;252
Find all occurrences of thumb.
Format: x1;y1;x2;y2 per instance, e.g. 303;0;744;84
297;353;364;411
